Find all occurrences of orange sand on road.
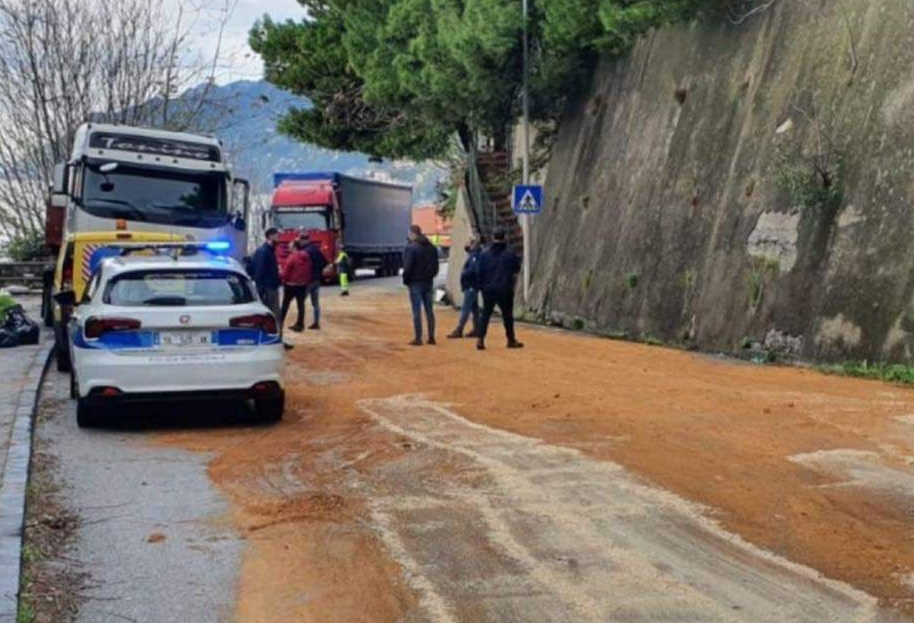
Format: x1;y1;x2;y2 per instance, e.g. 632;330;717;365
156;288;914;621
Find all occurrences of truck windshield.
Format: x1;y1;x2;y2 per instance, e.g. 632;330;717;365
273;210;329;231
81;162;228;228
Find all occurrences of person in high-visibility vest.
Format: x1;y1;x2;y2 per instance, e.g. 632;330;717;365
336;248;351;296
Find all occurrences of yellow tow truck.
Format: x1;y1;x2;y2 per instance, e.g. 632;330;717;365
50;231;185;372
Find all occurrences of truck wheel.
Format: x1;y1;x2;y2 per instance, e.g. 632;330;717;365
76;399;101;428
41;289;53;327
254;391;284;423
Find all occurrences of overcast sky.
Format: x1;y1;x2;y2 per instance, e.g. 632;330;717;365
177;0;304;84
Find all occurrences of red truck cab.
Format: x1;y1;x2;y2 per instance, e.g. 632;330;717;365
270;181;339;278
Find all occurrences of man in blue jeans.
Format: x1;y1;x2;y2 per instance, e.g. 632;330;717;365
402;225;440;345
447;235;483;339
301;233;328;330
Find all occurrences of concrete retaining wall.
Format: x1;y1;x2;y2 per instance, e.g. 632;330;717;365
527;0;914;362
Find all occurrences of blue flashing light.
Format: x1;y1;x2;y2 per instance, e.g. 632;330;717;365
205;240;231;253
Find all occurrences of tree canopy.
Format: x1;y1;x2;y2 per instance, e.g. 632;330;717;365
250;0;707;161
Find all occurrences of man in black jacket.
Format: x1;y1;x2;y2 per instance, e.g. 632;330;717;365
475;227;523;350
447;235;483;339
301;233;329;330
252;227;292;350
402;225;440;345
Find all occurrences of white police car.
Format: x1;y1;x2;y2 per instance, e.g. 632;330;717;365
57;245;284;427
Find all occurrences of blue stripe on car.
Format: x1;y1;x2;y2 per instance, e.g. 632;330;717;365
72;328;156;350
217;329;281;346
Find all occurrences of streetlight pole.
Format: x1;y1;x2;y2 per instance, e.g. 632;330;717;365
521;0;531;304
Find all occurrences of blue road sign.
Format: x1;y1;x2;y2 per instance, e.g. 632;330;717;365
513;185;543;215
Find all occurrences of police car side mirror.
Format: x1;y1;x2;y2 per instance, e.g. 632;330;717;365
54;290;76;307
232;210;246;231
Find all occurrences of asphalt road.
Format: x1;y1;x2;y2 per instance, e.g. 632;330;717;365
36;357;246;623
29;270;424;623
30;262;906;623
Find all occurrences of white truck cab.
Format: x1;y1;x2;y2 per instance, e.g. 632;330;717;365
52;123;250;259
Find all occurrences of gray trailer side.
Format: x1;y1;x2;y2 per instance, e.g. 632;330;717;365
338;176;412;276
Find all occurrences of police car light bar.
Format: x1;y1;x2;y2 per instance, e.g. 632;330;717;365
114;240;231;257
204;240;231;252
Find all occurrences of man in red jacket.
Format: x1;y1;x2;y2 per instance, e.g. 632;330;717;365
280;239;313;332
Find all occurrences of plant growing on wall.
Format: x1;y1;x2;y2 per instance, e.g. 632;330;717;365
772;106;844;215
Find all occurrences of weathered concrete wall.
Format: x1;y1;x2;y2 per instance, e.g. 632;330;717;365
528;0;914;362
445;189;474;305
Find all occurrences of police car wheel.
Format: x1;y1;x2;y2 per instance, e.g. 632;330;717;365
255;393;284;423
76;399;101;428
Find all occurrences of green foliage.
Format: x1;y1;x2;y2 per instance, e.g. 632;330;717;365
3;231;46;261
597;0;700;53
640;333;663;346
681;268;695;291
822;361;914;385
251;0;708;160
772;143;843;215
0;295;16;317
582;268;594;293
624;271;639;290
746;257;779;309
16;600;34;623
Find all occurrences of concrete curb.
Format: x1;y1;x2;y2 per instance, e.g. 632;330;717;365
0;341;53;622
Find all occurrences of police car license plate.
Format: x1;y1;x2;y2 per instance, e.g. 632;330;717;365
158;331;212;347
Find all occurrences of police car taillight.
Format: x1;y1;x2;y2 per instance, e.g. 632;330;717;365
229;314;277;335
85;317;142;339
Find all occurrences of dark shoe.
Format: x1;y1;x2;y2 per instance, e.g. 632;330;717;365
283;342;294;351
507;340;525;349
409;339;423;346
308;323;320;330
427;337;436;345
465;330;480;338
340;291;349;296
476;339;485;351
446;331;462;339
289;324;304;333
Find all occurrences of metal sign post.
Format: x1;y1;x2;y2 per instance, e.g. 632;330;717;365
521;0;531;303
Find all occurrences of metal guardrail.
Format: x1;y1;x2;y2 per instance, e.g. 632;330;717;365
465;150;497;239
0;261;47;289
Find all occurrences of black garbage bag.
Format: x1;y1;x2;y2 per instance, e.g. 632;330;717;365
3;305;39;346
0;328;17;348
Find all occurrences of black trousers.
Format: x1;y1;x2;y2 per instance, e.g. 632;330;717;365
478;290;516;342
281;285;308;327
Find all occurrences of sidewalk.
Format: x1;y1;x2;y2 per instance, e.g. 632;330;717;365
0;296;53;621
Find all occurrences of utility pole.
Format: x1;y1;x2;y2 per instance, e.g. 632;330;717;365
521;0;531;304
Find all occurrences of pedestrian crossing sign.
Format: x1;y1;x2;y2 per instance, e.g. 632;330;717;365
513;185;543;215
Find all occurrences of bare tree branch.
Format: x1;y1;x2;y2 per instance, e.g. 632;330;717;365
0;0;235;242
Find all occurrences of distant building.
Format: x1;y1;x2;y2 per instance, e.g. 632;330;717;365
412;206;452;252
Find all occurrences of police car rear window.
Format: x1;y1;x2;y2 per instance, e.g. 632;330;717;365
104;270;255;307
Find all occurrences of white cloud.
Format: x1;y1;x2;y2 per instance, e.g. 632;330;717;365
165;0;304;84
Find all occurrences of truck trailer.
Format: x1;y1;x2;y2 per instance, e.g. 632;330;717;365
268;172;412;278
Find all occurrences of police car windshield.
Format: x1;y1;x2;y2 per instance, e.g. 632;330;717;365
273;211;329;231
104;270;254;307
82;162;228;228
